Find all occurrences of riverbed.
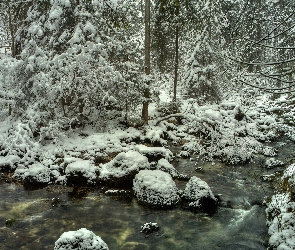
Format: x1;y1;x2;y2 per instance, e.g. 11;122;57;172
1;140;293;250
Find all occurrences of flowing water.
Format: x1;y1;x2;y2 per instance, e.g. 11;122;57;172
0;139;294;250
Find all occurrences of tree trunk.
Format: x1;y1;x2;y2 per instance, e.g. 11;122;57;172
173;4;179;102
142;0;151;124
7;2;15;58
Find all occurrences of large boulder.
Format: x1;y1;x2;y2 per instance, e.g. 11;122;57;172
99;151;150;187
133;170;180;209
54;228;109;250
181;176;218;213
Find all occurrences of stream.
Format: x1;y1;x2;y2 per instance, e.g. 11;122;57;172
1;139;294;250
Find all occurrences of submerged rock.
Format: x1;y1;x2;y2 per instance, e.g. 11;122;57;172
181;176;218;213
140;222;159;235
54;228;109;250
133;170;180;209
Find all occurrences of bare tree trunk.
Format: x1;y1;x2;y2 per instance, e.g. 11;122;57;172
173;4;179;102
142;0;151;124
7;2;15;58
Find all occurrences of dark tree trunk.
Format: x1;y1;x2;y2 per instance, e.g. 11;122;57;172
173;4;179;102
142;0;151;124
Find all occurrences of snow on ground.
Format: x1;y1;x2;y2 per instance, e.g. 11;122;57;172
265;164;295;250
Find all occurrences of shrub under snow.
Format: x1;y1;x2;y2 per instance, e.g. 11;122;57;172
266;193;295;250
133;170;180;208
54;228;109;250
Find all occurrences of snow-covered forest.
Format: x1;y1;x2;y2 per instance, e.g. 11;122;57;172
0;0;295;249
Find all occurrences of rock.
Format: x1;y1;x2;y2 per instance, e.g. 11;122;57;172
181;176;218;213
13;163;51;187
65;160;98;186
262;146;278;157
5;218;16;227
177;150;190;158
140;222;159;235
134;145;173;162
133;170;180;209
265;158;284;168
0;155;20;172
195;166;205;173
176;173;190;181
99;151;150;187
156;158;179;178
54;228;109;250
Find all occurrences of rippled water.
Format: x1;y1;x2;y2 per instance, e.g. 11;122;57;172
1;139;294;250
0;183;268;250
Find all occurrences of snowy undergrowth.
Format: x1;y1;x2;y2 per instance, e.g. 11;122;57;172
0;97;285;185
177;94;282;164
265;164;295;250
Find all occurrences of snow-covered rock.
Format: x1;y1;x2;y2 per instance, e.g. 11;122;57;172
99;151;150;187
134;144;173;163
133;170;180;208
156;158;179;178
54;228;109;250
65;159;98;186
0;155;20;170
181;176;217;213
265;158;284;169
140;222;159;235
13;163;51;185
262;146;278;157
282;164;295;188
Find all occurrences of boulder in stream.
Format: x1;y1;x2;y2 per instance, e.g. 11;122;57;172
99;151;150;187
65;159;98;186
181;176;218;213
133;170;180;209
13;163;51;187
54;228;109;250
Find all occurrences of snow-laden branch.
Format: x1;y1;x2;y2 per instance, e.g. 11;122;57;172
239;79;295;94
154;113;185;126
230;56;295;66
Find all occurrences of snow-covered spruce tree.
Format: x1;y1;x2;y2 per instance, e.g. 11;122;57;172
182;0;229;104
13;0;146;135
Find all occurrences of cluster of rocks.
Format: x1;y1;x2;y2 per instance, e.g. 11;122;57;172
8;145;218;213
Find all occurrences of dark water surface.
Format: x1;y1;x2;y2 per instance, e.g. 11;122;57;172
2;139;294;250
